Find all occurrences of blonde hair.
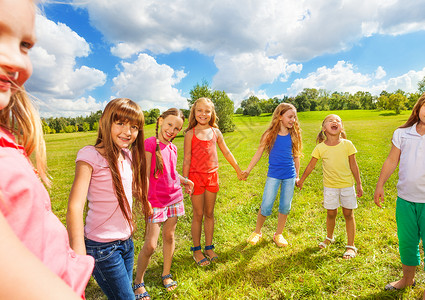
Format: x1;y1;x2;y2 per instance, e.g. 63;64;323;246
316;114;347;144
261;103;302;157
154;108;184;178
0;89;50;186
95;98;149;230
399;92;425;129
185;97;218;132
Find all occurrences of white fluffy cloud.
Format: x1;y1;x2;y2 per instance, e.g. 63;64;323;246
287;61;425;96
74;0;425;102
112;54;187;110
25;14;106;116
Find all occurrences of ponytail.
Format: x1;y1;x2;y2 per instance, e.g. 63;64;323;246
154;119;164;178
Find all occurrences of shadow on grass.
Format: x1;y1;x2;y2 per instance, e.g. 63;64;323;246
379;112;398;116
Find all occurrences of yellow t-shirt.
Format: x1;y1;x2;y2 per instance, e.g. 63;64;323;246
311;139;357;188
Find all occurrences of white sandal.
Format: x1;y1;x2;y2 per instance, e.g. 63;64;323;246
318;236;335;249
343;245;358;259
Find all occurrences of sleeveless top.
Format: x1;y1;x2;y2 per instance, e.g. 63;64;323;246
189;127;219;173
268;134;296;180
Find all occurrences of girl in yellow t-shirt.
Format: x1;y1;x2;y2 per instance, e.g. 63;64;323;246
297;114;363;259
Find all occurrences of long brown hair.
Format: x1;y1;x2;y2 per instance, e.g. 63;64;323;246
316;114;347;144
154;108;185;178
261;103;302;157
95;98;149;232
0;89;50;186
185;97;218;132
399;92;425;128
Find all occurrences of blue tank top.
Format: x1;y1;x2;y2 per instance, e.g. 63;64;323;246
267;134;295;180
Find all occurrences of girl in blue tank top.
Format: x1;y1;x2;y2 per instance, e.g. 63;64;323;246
243;103;302;247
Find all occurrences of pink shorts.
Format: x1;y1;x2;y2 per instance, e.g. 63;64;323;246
148;200;185;223
189;171;219;195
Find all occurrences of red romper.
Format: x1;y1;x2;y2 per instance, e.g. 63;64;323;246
189;127;219;195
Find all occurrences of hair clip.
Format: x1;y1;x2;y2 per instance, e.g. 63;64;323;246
156;138;160;144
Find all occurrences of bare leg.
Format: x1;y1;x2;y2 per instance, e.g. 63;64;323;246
162;217;178;291
203;190;218;259
387;264;416;289
254;209;267;234
342;207;356;259
320;209;337;248
134;222;161;298
275;213;288;235
191;193;208;265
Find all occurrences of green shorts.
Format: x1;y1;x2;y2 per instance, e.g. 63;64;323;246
396;197;425;267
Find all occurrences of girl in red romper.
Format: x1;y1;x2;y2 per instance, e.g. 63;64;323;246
183;97;244;266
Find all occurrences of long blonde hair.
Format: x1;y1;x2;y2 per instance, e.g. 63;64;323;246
261;103;302;157
0;89;50;186
95;98;149;231
185;97;218;132
399;92;425;129
316;114;347;144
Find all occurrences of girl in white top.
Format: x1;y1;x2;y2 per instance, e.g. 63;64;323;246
297;114;363;259
374;93;425;294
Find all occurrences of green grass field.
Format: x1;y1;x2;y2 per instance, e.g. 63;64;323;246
45;110;424;299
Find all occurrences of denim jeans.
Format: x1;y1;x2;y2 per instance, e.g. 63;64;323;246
260;177;296;216
85;238;135;300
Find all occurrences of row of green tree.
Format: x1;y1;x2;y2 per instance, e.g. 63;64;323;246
42;76;425;134
238;89;423;116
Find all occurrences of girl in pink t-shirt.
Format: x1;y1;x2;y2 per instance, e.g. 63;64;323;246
134;108;193;299
67;98;151;300
0;1;93;299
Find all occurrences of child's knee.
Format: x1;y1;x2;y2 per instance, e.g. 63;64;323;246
342;208;354;219
143;242;157;256
327;209;338;218
163;232;175;245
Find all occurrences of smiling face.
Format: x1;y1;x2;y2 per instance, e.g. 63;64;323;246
194;100;213;126
158;114;183;143
111;120;139;149
0;0;36;110
323;114;343;136
280;108;296;129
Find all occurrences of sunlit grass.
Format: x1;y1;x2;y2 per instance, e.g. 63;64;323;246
45;110;425;299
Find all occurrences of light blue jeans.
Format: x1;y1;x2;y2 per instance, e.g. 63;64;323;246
85;238;134;300
260;177;296;216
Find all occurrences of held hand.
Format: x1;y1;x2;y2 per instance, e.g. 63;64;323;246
374;188;385;208
296;178;304;190
184;179;194;196
239;170;248;181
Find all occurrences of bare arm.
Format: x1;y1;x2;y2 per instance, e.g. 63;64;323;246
244;134;267;178
293;156;300;179
216;128;243;180
66;161;92;255
182;131;193;178
374;144;401;208
0;213;81;299
296;157;318;189
349;153;363;197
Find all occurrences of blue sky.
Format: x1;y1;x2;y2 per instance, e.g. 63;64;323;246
27;1;425;117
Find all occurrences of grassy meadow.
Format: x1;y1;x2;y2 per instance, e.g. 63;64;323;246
45;110;424;299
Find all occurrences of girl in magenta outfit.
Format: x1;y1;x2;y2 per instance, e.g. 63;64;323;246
183;97;244;266
67;98;151;300
0;1;94;299
134;108;193;299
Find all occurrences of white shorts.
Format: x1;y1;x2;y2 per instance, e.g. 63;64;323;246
323;186;357;210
